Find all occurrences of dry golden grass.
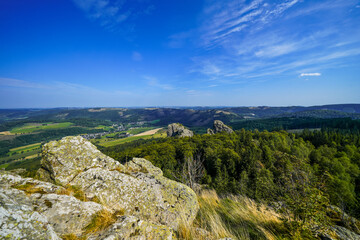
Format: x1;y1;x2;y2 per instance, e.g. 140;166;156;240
177;190;286;240
61;233;86;240
12;183;46;195
83;208;124;235
55;185;102;203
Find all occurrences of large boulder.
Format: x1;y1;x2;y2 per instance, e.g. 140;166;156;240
212;120;234;134
38;136;199;231
0;171;104;239
0;170;174;239
167;123;194;137
88;215;173;240
0;186;60;240
39;136;124;185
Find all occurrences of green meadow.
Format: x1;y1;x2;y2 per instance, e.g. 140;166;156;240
10;122;73;134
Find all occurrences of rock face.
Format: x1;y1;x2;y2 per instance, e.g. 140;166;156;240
0;171;102;239
207;128;215;135
167;123;194;137
207;120;234;134
6;135;200;239
39;136;123;185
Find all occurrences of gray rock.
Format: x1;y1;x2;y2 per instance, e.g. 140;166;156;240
1;136;200;239
0;171;104;237
332;225;360;240
39;136;124;185
39;136;199;231
329;205;360;235
89;215;173;240
0;187;60;240
207;128;215;135
35;193;103;235
167;123;194;137
213;120;233;134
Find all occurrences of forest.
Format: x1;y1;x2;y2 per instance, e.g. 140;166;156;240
102;128;360;237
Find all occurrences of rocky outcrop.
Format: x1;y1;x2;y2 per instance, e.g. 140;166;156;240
3;135;200;239
332;226;360;240
213;120;233;134
167;123;194;137
89;215;173;240
39;136;124;185
328;205;360;235
207;128;215;135
207;120;234;134
0;186;60;240
0;171;103;239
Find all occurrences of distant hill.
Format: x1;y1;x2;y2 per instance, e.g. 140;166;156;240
225;104;360;119
0;104;359;126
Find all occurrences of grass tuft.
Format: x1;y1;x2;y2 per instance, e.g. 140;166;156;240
177;190;290;240
12;182;46;195
84;209;124;235
61;233;86;240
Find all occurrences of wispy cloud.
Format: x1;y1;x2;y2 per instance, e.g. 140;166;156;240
72;0;154;31
187;0;360;85
300;73;321;77
0;77;109;94
0;77;49;89
144;76;174;90
200;0;300;47
132;51;142;61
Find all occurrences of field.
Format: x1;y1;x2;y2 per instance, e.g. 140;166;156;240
0;131;13;135
0;149;41;165
10;122;73;134
96;130;166;147
133;128;162;136
9;143;42;155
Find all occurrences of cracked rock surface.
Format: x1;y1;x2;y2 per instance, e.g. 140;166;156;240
0;136;201;239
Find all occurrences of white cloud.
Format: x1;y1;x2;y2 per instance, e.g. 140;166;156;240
144;76;174;90
255;43;297;58
0;77;49;89
72;0;153;30
132;51;142;61
200;0;300;47
0;77;110;94
300;73;321;77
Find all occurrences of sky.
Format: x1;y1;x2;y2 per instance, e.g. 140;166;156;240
0;0;360;108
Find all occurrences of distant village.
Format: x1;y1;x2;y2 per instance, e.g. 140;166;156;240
80;121;147;140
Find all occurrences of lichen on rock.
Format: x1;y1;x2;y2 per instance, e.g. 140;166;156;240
167;123;194;138
25;136;200;238
207;120;234;134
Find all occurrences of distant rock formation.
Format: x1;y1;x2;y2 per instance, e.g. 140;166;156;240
167;123;194;137
207;120;234;134
207;128;215;135
1;136;199;239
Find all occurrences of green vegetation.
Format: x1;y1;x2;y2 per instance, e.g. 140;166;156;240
1;107;360;239
103;128;360;238
9;142;41;154
179;190;289;240
0;163;9;169
10;122;73;134
5;157;41;171
127;126;155;134
0;149;41;166
230;117;360;132
96;132;166;147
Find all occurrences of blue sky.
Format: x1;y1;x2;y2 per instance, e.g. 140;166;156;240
0;0;360;107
